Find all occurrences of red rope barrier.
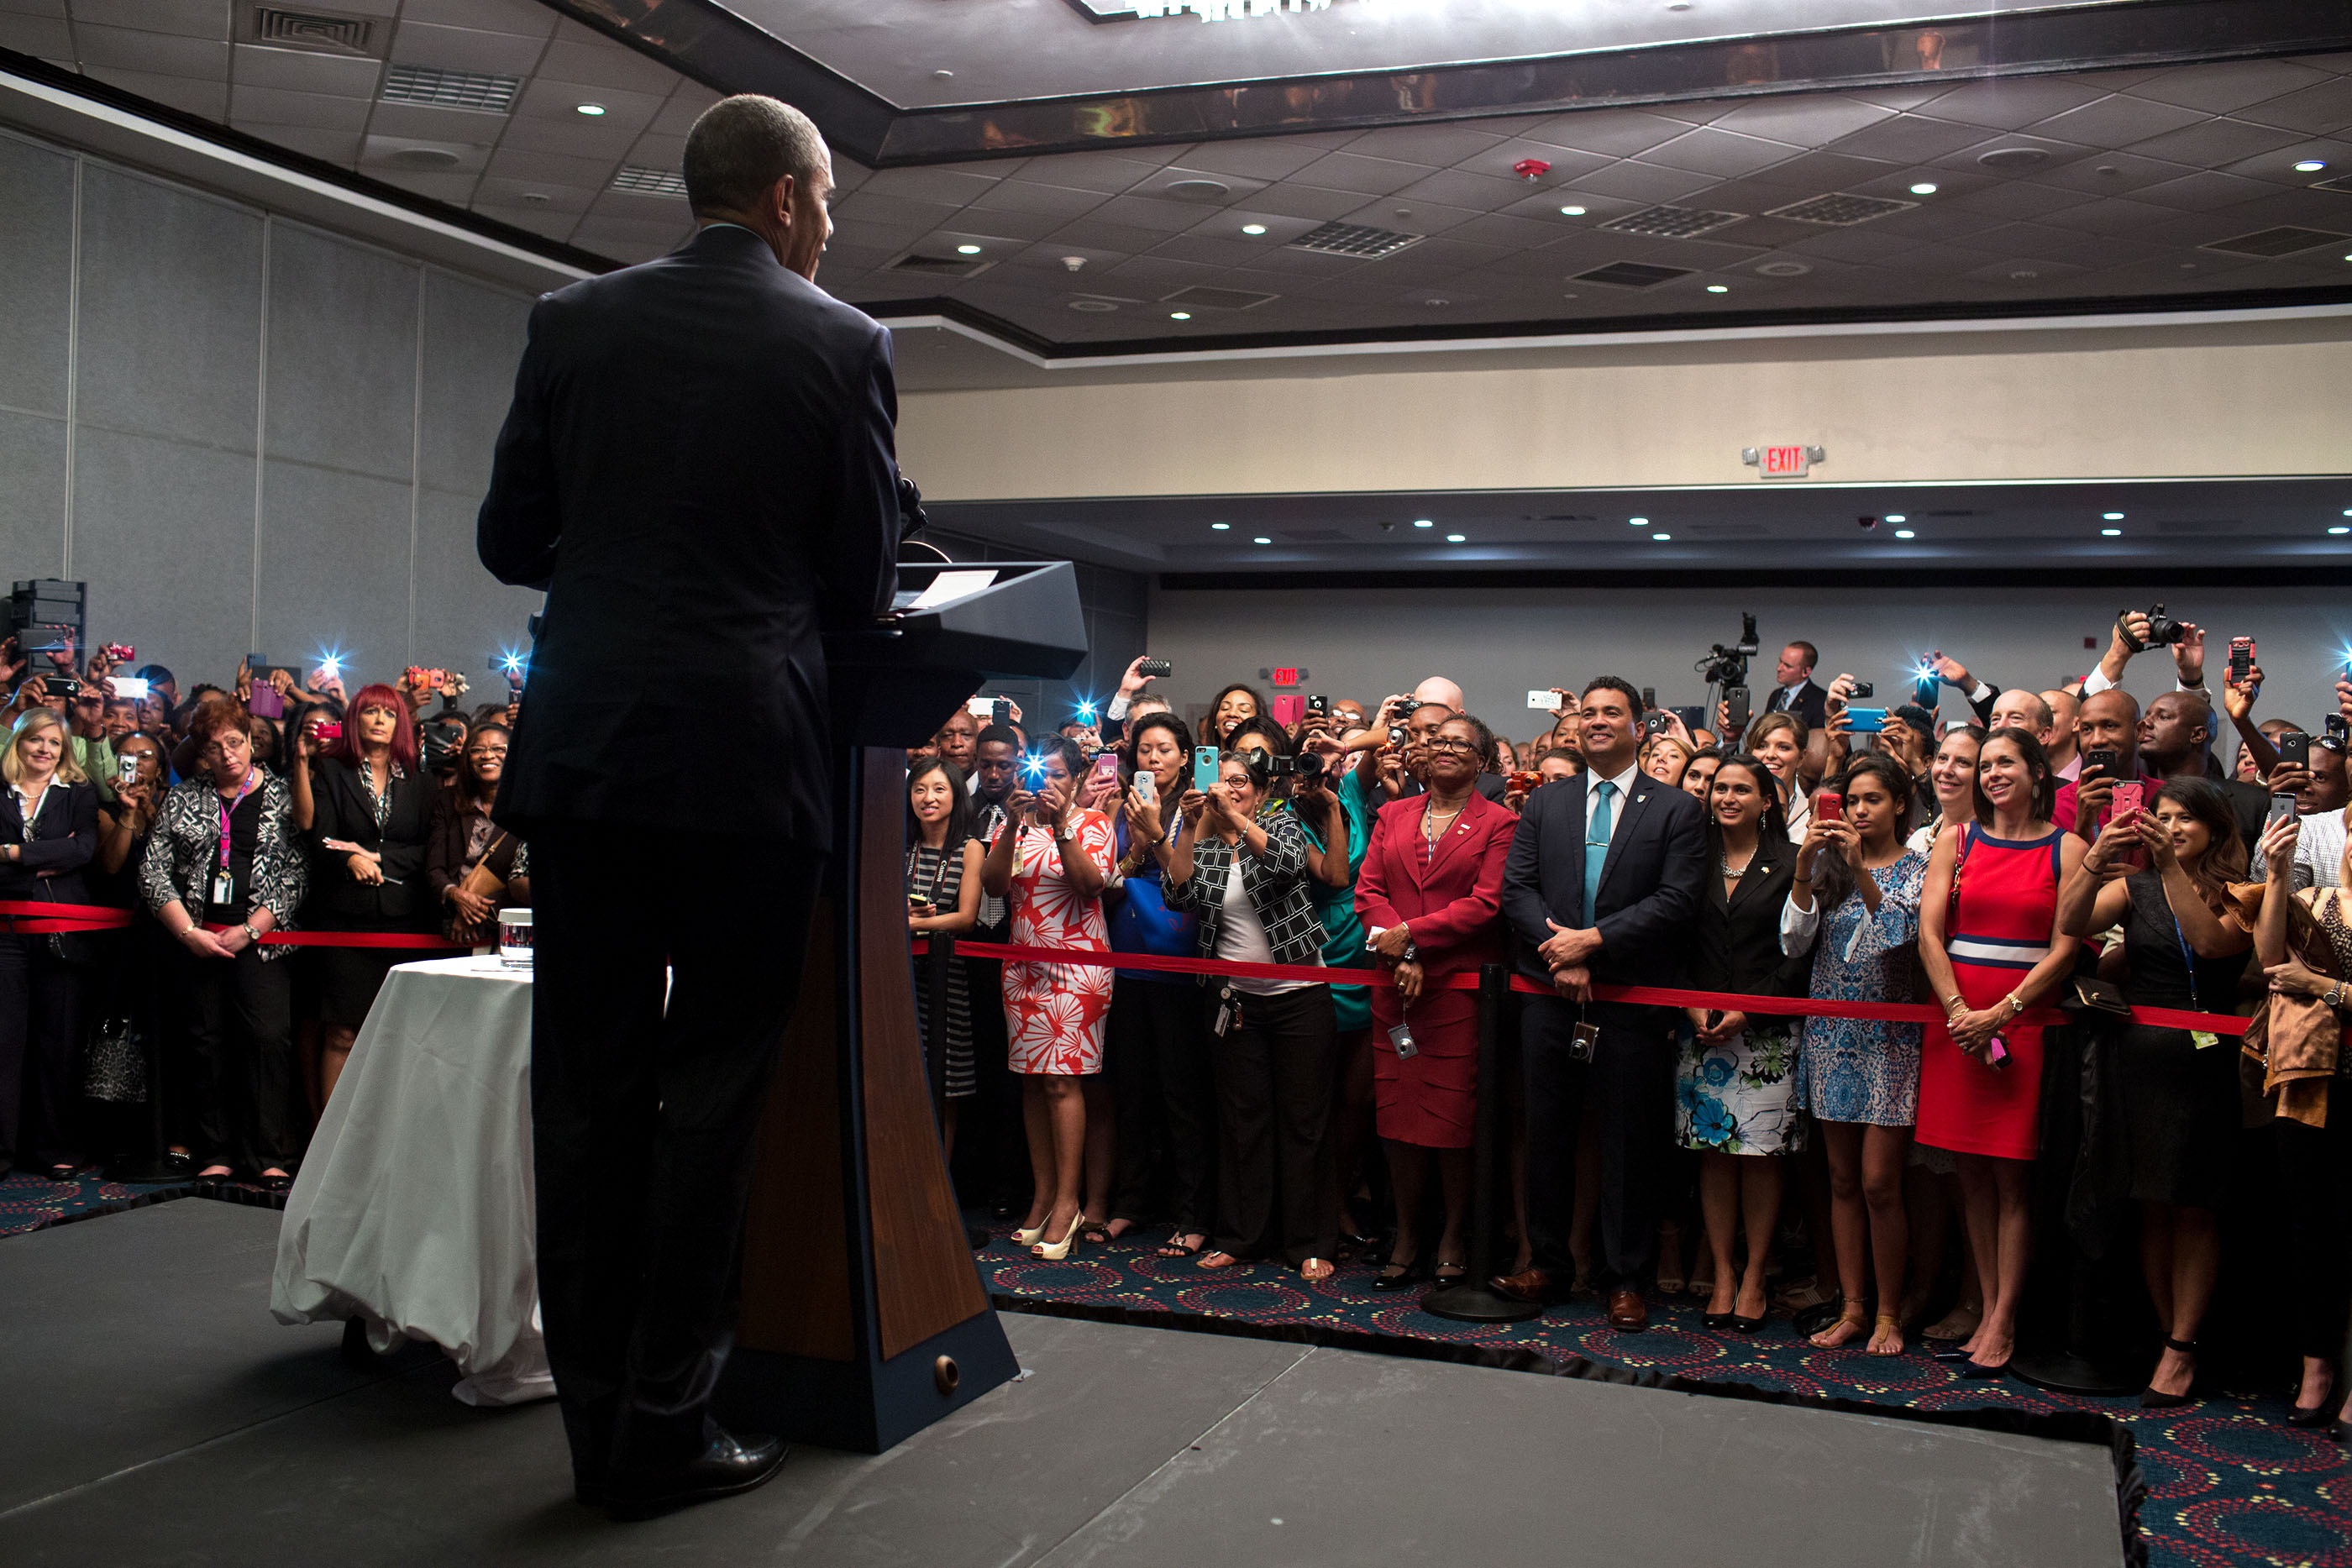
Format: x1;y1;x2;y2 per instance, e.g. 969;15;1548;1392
913;936;2252;1037
0;897;470;951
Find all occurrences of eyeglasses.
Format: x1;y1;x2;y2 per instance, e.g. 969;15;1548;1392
1424;736;1478;753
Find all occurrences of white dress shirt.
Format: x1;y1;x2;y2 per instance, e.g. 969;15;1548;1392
1585;762;1642;847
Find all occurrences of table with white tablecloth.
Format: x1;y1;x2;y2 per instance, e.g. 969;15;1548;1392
270;955;553;1407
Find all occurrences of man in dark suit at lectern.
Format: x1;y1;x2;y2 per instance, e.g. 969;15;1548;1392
1493;678;1706;1332
479;95;897;1519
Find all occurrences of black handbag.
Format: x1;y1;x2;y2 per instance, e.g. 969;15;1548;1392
79;1015;146;1103
2060;974;2132;1016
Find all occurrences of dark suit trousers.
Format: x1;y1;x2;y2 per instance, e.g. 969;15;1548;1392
1208;983;1338;1266
1108;974;1217;1234
530;821;822;1482
1522;994;1677;1292
179;944;293;1174
0;934;87;1167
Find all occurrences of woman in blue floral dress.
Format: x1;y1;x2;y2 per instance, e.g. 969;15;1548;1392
1781;753;1927;1353
1675;754;1813;1331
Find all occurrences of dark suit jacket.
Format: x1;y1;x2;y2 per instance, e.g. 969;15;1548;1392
0;780;97;907
478;223;899;850
1500;769;1708;1008
304;757;436;926
1691;836;1811;1001
1768;679;1828;732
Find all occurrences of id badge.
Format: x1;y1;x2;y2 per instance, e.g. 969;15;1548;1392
1213;987;1235;1038
2190;1030;2221;1051
210;869;234;905
1389;1022;1418;1060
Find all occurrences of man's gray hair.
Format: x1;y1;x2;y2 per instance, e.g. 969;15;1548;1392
683;95;828;217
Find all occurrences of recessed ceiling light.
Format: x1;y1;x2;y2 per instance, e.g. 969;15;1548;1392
1559;204;1587;217
1651;532;1672;542
1210;522;1230;531
933;69;954;79
1412;518;1433;528
1909;181;1939;195
1628;516;1648;526
2296;160;2327;172
2101;527;2123;537
955;244;982;254
1169;311;1191;320
2332;526;2350;536
575;102;606;116
1884;513;1907;523
1252;536;1271;544
1241;223;1267;235
2103;511;2124;520
1446;533;1467;543
1893;529;1915;539
1705;284;1729;293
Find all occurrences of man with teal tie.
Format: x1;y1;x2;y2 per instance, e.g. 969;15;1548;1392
1495;677;1708;1330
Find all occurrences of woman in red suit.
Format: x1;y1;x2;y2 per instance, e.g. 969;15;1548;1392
1357;713;1517;1288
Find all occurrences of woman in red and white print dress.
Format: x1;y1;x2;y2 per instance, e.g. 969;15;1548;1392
981;735;1116;1261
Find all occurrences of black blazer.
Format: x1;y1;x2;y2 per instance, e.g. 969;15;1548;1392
1767;679;1828;732
0;779;97;908
478;223;899;852
1691;836;1811;1000
305;758;435;926
1501;769;1708;1007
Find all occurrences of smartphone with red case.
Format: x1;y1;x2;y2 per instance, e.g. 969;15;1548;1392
2109;780;2143;821
1815;790;1843;823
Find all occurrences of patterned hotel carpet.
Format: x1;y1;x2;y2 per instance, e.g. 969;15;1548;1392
0;1169;289;1237
979;1225;2349;1568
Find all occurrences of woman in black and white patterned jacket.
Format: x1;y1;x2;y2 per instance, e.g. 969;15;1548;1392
138;695;308;1187
1160;747;1339;1281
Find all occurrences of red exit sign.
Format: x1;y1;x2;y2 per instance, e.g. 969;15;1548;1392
1743;443;1824;480
1259;666;1307;689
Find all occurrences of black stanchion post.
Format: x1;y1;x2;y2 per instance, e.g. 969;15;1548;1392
1423;962;1542;1324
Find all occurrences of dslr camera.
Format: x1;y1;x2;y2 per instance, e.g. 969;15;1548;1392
2118;604;2187;650
1263;751;1329;786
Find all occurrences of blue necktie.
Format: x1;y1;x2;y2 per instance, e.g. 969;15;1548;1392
1583;779;1614;927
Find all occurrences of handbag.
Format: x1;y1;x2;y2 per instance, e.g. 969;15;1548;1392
80;1015;146;1103
442;831;511;946
2061;974;2132;1016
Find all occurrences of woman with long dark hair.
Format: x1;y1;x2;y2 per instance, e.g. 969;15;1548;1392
305;682;436;1104
2058;778;2251;1406
1204;683;1266;752
426;722;521;946
907;755;982;1147
1784;753;1925;1352
1918;726;2086;1377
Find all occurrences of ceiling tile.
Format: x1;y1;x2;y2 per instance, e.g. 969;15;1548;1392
2026;93;2207;150
536;34;680;96
69;0;225;40
924;208;1063;243
1147;232;1278;270
968;179;1106;220
73;21;226;78
1385;165;1542;213
232;43;379;97
474;176;596;212
1705;94;1895;145
2124;170;2276;212
834;190;963;231
858;165;1000;205
1040;218;1168;256
1135;165;1268;204
514;76;663;128
0;1;66;18
1745;149;1903;193
365;101;509;144
1828;113;2006;163
1636;125;1803;179
1419;211;1565;252
1452;140;1609;189
1341;123;1504;166
1089;192;1213;233
1183;208;1321;244
498;114;646;159
1559;160;1719;204
397;0;554;33
227;81;367;130
388;21;549;76
469;202;580;242
360;132;488;173
1910;76;2106;130
648;86;723;138
2126;117;2307;166
2033;196;2173;236
1938;181;2082;220
2021;149;2200;197
1289;150;1438;196
1237;182;1373;223
1369;197;1492;236
0;13;68;54
1959;254;2087;286
1927;131;2097;176
370;167;480;204
2216;139;2352;187
622;131;687;169
1522;109;1693;159
485;145;621;186
234;123;360;164
1177;138;1337;182
2132;59;2334;115
2234;76;2352;135
1846;84;1952;112
1011;151;1174;194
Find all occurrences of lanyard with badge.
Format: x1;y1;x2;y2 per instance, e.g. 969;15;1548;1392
2168;907;2221;1051
213;774;258;907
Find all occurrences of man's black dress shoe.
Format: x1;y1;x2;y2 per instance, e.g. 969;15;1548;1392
605;1431;788;1521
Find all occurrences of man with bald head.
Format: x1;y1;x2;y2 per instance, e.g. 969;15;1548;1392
1413;675;1465;713
2053;689;2160;838
2040;689;2082;779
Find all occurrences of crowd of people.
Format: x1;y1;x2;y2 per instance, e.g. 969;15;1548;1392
908;617;2352;1429
0;633;528;1193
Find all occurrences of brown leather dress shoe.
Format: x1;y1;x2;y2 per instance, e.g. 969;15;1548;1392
1606;1288;1650;1331
1489;1267;1558;1304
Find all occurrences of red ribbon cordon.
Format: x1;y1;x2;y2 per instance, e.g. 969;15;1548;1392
912;937;2251;1037
0;898;468;951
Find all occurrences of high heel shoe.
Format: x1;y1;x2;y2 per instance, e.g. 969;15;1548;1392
1011;1216;1049;1248
2139;1336;2198;1409
1371;1253;1431;1292
1031;1212;1086;1261
2287;1362;2344;1429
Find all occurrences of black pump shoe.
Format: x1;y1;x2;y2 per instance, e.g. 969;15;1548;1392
2288;1364;2344;1429
1371;1255;1431;1292
605;1431;789;1521
2139;1337;2198;1409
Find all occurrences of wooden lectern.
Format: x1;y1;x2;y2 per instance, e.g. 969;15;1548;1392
716;561;1086;1453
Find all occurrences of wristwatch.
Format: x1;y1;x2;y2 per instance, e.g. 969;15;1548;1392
2325;981;2344;1010
240;922;261;944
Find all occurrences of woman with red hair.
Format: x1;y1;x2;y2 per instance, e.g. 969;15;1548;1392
304;683;434;1102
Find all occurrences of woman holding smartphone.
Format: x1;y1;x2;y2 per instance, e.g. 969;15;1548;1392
980;737;1116;1261
906;757;983;1150
1917;727;2085;1378
2056;779;2251;1406
1743;712;1812;842
1110;713;1214;1254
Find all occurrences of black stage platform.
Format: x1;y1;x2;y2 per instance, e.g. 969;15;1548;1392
0;1201;2120;1566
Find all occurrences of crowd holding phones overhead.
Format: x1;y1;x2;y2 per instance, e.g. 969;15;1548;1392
0;637;533;1194
909;618;2352;1428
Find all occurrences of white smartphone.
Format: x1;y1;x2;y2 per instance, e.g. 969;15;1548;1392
1134;773;1157;805
1527;689;1556;710
964;695;993;718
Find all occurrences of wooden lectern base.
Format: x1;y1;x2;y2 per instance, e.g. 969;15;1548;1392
717;747;1016;1452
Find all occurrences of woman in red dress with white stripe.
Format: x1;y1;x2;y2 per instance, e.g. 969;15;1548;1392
1918;726;2084;1378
